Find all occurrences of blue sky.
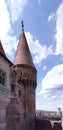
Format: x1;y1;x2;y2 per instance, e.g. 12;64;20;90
0;0;63;111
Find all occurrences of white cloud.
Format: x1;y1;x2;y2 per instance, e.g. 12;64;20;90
40;64;63;100
48;3;63;57
43;65;47;70
48;13;55;22
0;0;11;40
0;0;18;59
25;32;53;65
7;0;28;23
55;3;63;55
3;36;18;55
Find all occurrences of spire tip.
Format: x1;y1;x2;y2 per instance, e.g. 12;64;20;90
21;20;24;30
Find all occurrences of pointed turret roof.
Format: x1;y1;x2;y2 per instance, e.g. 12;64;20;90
0;41;6;56
14;21;35;69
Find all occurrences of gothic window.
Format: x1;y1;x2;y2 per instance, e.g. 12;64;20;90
18;90;21;98
0;70;6;85
11;84;15;93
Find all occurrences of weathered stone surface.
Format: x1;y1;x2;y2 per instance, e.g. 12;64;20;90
0;96;10;130
0;55;11;91
6;97;25;130
35;119;62;130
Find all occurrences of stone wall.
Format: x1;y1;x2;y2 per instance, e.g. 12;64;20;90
0;55;11;91
0;55;11;130
35;119;62;130
13;65;37;119
6;97;25;130
0;96;10;130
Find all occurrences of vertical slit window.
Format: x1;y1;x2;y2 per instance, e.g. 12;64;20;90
11;84;15;93
18;90;21;98
0;70;6;85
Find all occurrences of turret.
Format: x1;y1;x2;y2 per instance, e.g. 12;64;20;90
13;21;37;118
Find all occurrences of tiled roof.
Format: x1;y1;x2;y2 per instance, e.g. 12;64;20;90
14;28;35;69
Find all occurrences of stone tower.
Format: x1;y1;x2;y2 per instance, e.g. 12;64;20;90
14;21;37;116
10;21;37;130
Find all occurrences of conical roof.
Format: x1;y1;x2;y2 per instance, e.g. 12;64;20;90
0;41;6;56
14;22;35;69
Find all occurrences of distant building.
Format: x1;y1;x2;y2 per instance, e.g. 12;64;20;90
56;108;61;115
36;108;62;120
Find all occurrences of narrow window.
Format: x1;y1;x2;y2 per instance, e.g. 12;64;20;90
33;81;34;86
30;80;31;86
0;70;5;85
27;79;28;86
11;84;15;93
18;90;21;98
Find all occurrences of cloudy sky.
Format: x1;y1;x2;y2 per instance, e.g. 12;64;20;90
0;0;63;111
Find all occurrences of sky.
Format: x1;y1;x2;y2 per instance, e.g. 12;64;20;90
0;0;63;111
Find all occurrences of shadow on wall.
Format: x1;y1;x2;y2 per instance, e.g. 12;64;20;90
35;119;62;130
6;98;22;130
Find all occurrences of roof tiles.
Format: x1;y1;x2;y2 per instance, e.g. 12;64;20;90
14;29;35;68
